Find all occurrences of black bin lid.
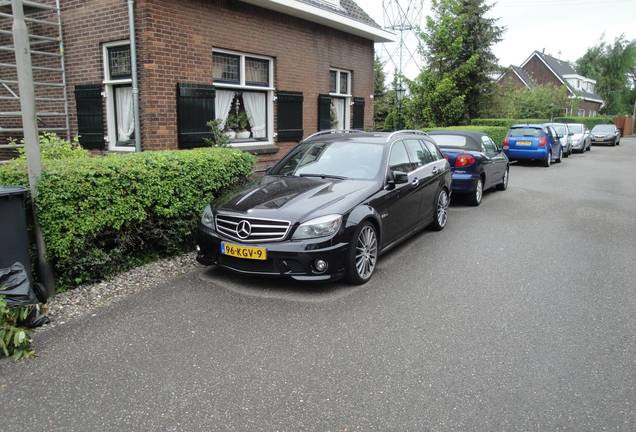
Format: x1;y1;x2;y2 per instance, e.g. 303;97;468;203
0;186;29;198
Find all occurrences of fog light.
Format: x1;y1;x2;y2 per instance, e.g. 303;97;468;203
314;259;328;273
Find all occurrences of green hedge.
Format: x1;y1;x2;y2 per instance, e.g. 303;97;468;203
471;116;614;130
0;148;255;289
426;126;509;146
552;116;615;129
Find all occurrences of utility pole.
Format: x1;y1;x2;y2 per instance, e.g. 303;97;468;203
12;0;55;294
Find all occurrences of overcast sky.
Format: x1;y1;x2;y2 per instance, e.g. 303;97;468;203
361;0;636;79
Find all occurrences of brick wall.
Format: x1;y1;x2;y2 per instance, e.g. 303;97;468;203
137;0;375;162
498;70;527;89
521;55;562;88
60;0;131;144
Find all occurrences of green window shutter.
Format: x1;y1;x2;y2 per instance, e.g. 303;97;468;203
352;97;365;130
74;84;104;149
177;83;215;149
318;94;332;131
276;91;303;141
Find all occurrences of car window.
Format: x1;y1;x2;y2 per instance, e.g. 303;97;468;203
482;136;498;155
592;125;615;133
389;141;415;174
428;134;468;147
509;128;541;137
568;124;583;133
404;139;433;167
422;140;444;160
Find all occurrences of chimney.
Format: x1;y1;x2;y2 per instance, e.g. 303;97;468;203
542;48;545;54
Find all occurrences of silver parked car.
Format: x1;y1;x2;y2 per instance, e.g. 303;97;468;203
566;123;591;153
544;123;572;157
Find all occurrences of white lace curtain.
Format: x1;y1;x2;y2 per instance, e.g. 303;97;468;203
115;86;134;143
243;92;266;138
332;97;345;130
215;89;235;128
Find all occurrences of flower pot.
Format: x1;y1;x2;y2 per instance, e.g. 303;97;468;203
224;131;236;139
236;130;251;139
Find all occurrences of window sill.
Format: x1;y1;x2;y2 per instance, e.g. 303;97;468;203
234;143;279;155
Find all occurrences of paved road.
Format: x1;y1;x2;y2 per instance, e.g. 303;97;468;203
1;139;635;431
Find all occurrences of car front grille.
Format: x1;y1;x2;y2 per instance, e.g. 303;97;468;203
215;213;291;243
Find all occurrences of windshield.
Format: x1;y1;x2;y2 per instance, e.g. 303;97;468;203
429;135;469;148
568;124;584;133
592;125;614;133
270;140;385;180
509;128;542;137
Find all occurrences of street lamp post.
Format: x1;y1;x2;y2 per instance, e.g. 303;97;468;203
395;84;406;130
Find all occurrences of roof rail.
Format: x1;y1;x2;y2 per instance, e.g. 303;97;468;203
302;129;364;142
386;129;430;142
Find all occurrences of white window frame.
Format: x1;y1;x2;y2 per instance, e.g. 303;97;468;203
212;48;275;147
329;68;352;129
577;108;585;117
102;40;135;152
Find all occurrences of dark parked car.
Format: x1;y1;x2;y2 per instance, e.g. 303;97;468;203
428;131;509;206
503;124;562;167
197;130;452;284
591;124;621;146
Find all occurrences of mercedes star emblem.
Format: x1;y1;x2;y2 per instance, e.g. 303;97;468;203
236;220;252;239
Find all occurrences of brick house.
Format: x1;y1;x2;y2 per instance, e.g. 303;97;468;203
1;0;393;167
497;50;604;117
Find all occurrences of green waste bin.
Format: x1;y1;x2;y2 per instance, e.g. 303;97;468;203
0;186;32;272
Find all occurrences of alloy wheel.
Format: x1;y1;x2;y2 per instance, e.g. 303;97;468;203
503;168;509;188
355;225;377;280
475;179;483;204
437;190;449;227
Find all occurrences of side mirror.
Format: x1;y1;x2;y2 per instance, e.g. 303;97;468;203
557;134;564;139
394;171;409;184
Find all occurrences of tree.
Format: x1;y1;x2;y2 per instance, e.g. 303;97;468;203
486;83;572;119
406;0;503;127
373;55;390;130
577;36;636;115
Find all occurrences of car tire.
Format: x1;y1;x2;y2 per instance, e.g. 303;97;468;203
544;152;551;167
430;188;450;231
564;148;569;158
467;179;483;206
496;167;509;191
587;144;591;152
346;221;378;285
556;148;562;163
612;138;617;146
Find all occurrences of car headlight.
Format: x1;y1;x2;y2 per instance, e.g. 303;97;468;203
292;214;342;240
201;204;214;228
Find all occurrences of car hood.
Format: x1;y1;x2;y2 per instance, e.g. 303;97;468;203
571;133;585;141
212;175;378;223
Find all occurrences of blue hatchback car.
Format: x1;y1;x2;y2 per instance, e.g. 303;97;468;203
429;131;509;206
504;124;563;167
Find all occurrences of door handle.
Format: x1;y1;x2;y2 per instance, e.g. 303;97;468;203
411;177;419;186
432;166;439;174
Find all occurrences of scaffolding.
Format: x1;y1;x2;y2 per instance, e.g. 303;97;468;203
0;0;70;149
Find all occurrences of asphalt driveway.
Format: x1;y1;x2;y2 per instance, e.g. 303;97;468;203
1;138;635;431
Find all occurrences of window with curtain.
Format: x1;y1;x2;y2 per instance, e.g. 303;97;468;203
114;85;135;145
103;41;134;151
212;49;273;144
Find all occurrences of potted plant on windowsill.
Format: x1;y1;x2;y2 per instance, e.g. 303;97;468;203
235;112;251;139
224;113;238;139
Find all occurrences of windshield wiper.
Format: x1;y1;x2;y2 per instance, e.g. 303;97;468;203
298;173;347;180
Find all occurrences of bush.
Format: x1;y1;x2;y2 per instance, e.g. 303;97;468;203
0;296;34;360
0;148;255;289
471;116;615;130
426;125;509;146
13;133;88;160
552;116;615;129
470;118;548;128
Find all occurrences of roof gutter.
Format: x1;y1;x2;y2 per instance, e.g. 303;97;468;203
240;0;395;43
127;0;142;152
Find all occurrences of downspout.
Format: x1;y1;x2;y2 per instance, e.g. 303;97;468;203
127;0;142;152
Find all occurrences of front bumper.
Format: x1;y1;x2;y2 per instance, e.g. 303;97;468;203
571;140;585;150
450;172;479;193
196;223;350;281
505;148;549;161
591;137;614;144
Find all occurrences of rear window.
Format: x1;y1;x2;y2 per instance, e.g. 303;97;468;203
509;128;542;137
568;124;583;133
429;135;468;147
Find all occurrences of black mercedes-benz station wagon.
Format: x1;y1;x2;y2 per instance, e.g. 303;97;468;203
196;130;452;284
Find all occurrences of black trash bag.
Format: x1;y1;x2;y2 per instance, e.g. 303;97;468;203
0;262;38;306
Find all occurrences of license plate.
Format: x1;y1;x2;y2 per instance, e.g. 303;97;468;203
516;141;532;146
220;242;267;260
